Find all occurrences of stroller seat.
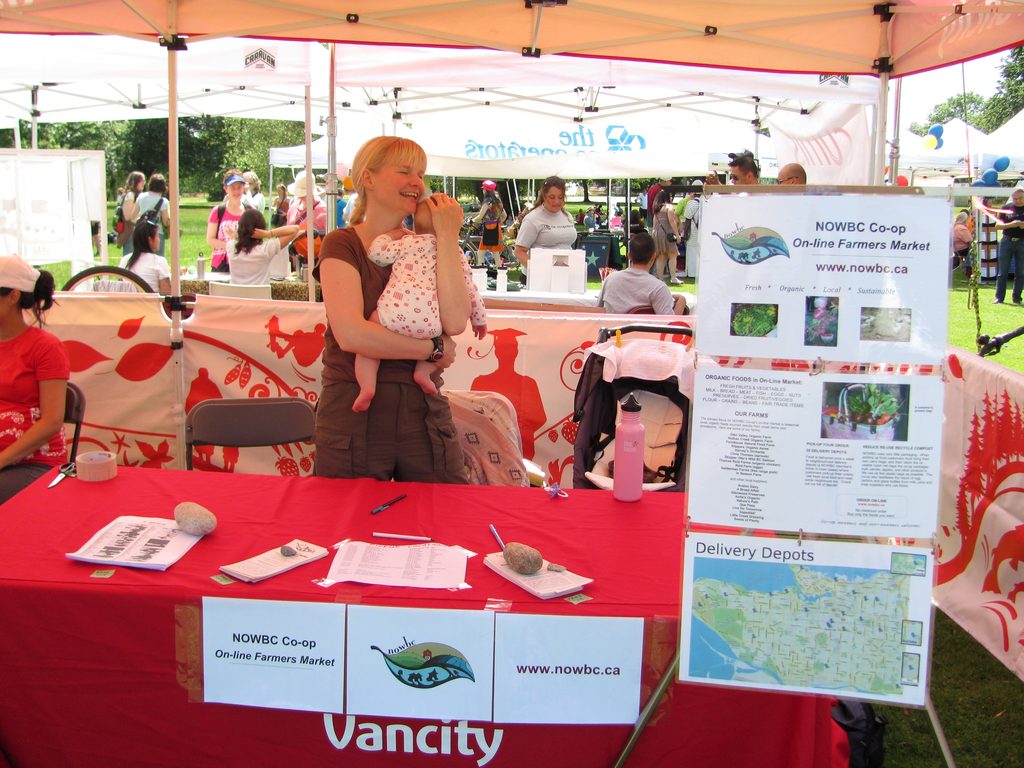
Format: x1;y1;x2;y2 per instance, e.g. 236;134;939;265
572;325;694;492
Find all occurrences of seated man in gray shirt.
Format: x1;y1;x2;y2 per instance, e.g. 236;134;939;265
598;232;687;315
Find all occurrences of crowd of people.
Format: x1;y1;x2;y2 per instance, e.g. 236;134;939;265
111;166;336;288
6;139;1024;503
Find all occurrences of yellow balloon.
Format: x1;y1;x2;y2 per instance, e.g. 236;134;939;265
923;135;938;150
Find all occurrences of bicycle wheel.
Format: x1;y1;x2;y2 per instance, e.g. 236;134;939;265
62;266;155;293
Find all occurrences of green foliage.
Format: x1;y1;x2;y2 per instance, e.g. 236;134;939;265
910;47;1024;136
909;92;987;135
982;46;1024;132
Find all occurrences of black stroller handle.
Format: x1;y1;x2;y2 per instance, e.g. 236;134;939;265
597;324;694;343
978;324;1024;357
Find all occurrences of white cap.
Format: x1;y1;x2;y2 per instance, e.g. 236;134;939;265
0;254;40;292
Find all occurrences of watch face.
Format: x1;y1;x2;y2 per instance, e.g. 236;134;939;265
428;337;444;362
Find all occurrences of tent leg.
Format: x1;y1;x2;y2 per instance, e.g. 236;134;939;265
925;692;957;768
612;653;678;768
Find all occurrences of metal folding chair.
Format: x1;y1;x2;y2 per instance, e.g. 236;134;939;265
64;381;86;462
184;397;316;471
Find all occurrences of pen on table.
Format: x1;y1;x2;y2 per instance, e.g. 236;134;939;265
371;494;407;515
373;532;432;542
489;524;506;551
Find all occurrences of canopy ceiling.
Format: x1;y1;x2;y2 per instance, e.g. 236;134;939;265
0;36;329;124
1;0;1021;77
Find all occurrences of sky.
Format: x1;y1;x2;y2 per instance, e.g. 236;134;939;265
890;50;1008;129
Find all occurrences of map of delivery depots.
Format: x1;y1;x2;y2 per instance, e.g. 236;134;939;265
679;533;934;706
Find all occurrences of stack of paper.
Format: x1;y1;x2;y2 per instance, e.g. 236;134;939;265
220;539;329;583
66;516;203;571
484;552;592;599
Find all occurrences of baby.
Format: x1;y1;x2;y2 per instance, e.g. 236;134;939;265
353;199;487;412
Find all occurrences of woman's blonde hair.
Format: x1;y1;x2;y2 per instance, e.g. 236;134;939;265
348;137;427;225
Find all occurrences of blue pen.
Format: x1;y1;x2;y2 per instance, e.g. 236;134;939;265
489;524;506;550
371;494;406;515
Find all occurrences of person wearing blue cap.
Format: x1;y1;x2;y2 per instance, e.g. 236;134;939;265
206;169;250;273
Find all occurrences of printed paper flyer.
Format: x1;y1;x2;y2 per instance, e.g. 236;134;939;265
696;194;950;363
680;532;934;706
688;367;943;537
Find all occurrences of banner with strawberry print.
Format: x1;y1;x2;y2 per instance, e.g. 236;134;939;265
47;294;179;469
46;293;692;484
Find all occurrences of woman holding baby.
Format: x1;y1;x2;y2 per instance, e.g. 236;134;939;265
313;137;472;482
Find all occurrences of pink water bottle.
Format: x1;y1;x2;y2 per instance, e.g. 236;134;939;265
613;393;645;502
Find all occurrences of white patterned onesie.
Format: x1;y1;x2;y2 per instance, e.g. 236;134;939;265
368;232;487;339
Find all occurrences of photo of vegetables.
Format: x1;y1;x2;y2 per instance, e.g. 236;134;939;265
820;382;910;442
729;303;779;338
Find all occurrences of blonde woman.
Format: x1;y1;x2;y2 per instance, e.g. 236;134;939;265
313;136;470;482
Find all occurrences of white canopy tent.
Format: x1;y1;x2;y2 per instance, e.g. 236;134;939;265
0;36;331;138
980;108;1024;176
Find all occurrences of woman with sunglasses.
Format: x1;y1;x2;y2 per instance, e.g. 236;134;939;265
513;176;578;268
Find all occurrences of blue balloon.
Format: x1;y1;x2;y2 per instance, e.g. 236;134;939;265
994;156;1010;172
972;180;987;187
982;169;999;185
929;124;944;138
935;137;944;150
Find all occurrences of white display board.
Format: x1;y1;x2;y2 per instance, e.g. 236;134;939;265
696;193;950;364
526;248;587;294
679;532;934;706
688;367;944;537
492;614;643;724
0;149;106;269
202;597;346;713
345;605;495;721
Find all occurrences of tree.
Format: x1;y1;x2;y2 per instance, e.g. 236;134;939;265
221;118;306;200
909;92;987;135
981;47;1024;132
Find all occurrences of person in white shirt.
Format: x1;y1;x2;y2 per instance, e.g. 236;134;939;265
598;232;687;315
242;171;266;214
119;220;171;293
513;176;577;268
226;209;299;286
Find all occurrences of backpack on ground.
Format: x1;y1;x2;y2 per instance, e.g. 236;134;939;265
832;699;886;768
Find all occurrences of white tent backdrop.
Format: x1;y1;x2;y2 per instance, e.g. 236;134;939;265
0;36;330;128
264;42;881;182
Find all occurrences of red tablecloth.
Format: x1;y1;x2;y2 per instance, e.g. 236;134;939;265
0;468;842;767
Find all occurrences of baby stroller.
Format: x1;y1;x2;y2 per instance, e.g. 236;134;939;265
572;324;695;492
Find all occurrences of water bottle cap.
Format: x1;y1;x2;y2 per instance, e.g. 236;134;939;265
621;393;641;412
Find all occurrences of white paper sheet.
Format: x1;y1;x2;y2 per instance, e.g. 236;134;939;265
66;516;202;571
326;541;468;589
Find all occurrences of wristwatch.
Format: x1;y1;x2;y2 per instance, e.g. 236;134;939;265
427;336;444;363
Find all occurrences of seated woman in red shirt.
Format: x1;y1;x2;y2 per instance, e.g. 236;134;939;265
0;255;70;504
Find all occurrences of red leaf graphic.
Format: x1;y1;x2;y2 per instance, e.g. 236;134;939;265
239;361;252;388
136;439;174;469
224;363;241;386
116;343;173;382
63;340;112;372
947;353;964;380
118;317;145;340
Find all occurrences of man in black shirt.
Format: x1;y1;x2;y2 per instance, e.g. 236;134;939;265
994;188;1024;304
